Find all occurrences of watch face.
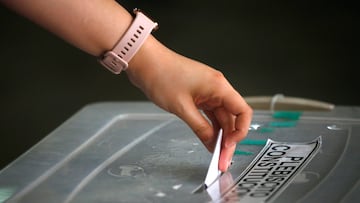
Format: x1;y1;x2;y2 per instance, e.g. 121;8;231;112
99;51;127;74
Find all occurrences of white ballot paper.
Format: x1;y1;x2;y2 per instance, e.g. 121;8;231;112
204;129;223;188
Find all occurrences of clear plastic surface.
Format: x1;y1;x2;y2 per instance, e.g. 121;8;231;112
0;103;359;203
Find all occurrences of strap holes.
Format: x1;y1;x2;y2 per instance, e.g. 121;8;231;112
136;29;142;34
131;38;136;43
139;25;144;30
121;51;126;55
134;34;139;38
124;46;129;51
127;42;132;47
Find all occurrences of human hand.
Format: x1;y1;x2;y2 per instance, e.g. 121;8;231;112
1;0;252;172
127;36;253;172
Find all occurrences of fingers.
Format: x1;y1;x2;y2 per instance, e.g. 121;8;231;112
219;142;236;172
203;110;220;152
166;77;252;173
214;107;235;140
223;93;253;147
215;92;253;172
213;108;235;171
176;92;252;172
174;97;216;152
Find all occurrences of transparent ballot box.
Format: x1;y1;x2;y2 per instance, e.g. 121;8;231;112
0;102;359;203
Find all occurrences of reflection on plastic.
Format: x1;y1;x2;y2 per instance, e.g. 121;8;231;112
327;125;343;130
206;172;237;203
107;165;145;178
293;171;320;184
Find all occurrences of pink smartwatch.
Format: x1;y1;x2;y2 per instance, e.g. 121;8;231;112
99;9;158;74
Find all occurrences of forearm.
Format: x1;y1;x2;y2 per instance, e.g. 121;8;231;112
1;0;133;56
2;0;253;172
1;0;176;98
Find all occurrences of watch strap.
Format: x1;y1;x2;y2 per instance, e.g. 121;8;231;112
99;9;158;74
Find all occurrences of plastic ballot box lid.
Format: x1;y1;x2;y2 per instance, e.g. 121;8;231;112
0;102;359;203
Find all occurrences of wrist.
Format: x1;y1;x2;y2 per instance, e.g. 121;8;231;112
125;35;173;89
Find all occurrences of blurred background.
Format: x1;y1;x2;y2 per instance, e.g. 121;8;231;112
0;1;357;169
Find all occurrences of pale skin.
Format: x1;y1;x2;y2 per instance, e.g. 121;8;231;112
1;0;253;172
